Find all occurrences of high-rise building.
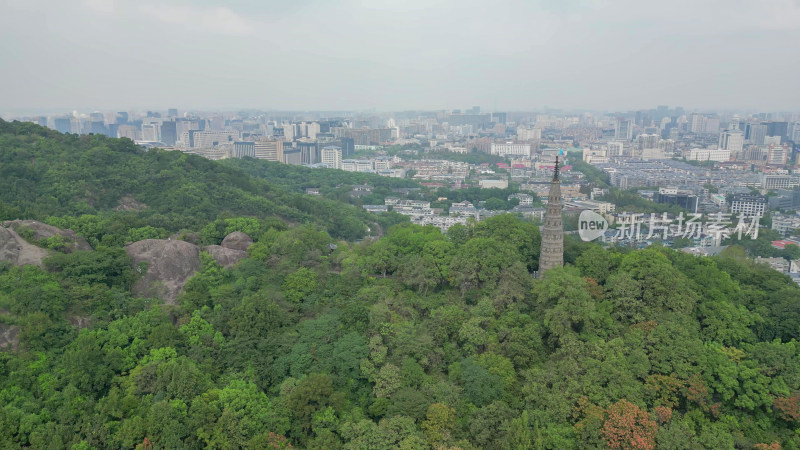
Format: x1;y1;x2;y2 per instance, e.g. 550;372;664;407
789;122;800;143
160;121;177;146
767;122;789;140
254;140;283;161
321;146;342;169
117;125;140;140
115;112;129;124
54;117;71;134
538;156;564;273
767;145;789;165
70;117;82;134
658;139;675;156
719;130;744;153
167;108;179;118
339;137;355;157
233;142;256;158
188;130;239;148
446;113;492;130
89;121;107;136
307;122;320;140
297;140;319;164
704;117;720;134
748;123;768;145
615;118;633;140
637;134;660;150
690;113;704;133
141;124;159;141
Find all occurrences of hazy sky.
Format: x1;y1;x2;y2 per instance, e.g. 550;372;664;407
1;0;799;113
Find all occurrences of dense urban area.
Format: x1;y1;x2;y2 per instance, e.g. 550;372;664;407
10;106;800;283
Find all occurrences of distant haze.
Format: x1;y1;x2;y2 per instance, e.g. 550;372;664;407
1;0;799;113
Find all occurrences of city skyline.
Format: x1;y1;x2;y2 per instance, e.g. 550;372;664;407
2;0;800;113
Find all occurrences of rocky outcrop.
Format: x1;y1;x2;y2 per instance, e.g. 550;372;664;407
114;195;147;212
0;322;19;350
170;232;200;245
68;315;92;330
126;239;201;304
0;227;50;267
3;220;92;252
221;231;253;252
204;245;247;269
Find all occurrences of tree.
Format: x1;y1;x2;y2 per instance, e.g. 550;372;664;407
449;237;521;295
602;399;658;450
422;403;456;448
285;374;340;438
190;380;289;448
282;268;319;304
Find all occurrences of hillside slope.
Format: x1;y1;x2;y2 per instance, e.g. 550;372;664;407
0;120;381;241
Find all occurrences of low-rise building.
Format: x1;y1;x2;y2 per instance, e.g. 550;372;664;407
772;214;800;235
755;256;790;273
731;193;767;218
479;179;509;189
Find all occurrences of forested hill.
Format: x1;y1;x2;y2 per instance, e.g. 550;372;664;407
220;157;419;206
0;119;391;241
2;120;800;449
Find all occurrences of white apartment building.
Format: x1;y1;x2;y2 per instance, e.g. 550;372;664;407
517;127;542;140
607;141;625;156
320;146;342;169
730;194;766;218
762;174;799;190
687;148;731;162
772;215;800;235
374;158;392;170
479;179;509;189
490;142;531;156
565;200;616;214
341;160;374;172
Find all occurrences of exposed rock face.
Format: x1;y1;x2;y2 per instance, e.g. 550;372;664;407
114;195;147;212
126;239;201;304
0;322;19;350
204;245;247;269
221;232;254;252
68;315;92;330
0;227;50;267
3;220;92;252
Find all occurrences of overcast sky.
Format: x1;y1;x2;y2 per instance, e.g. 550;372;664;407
1;0;799;114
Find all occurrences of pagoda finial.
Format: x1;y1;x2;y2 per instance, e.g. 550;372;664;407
553;149;564;181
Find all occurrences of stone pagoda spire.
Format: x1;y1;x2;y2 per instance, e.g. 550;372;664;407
538;152;564;273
